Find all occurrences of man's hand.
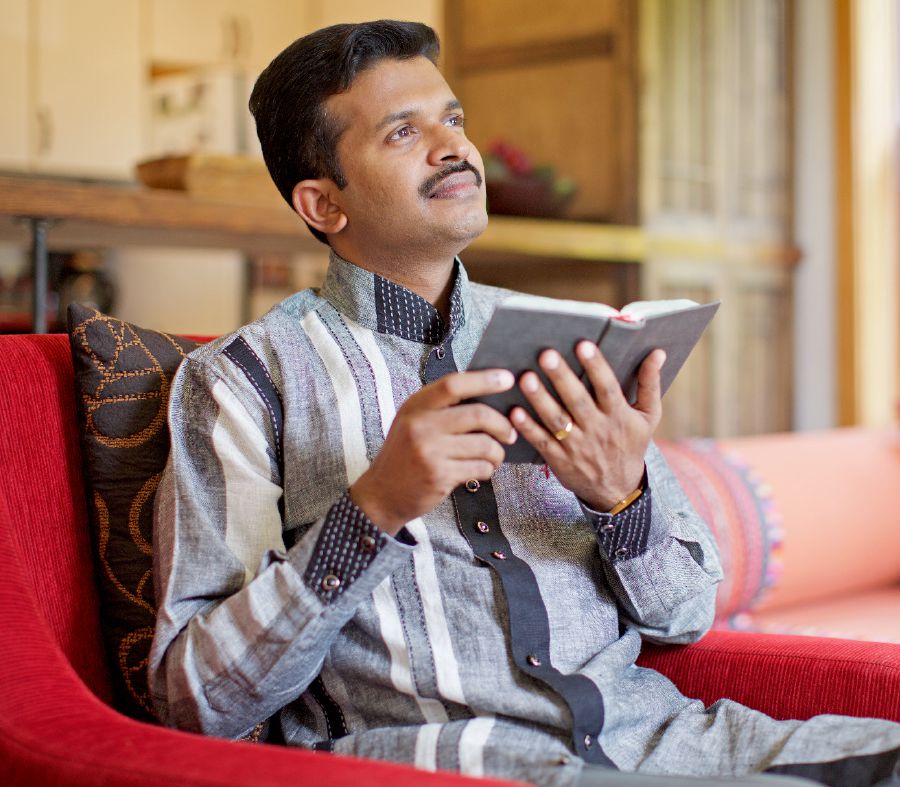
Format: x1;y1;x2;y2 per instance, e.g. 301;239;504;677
510;342;665;512
350;369;517;535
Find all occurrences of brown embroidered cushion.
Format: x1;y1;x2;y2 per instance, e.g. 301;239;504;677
67;303;199;721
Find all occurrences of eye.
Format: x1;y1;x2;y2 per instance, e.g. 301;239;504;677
388;125;417;142
446;114;465;127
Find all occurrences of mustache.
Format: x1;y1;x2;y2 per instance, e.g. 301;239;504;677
419;160;483;198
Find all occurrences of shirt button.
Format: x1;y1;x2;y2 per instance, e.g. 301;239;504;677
584;734;593;749
321;574;341;591
491;550;507;560
435;345;446;359
600;522;615;533
475;520;490;533
359;534;377;552
615;547;630;559
465;479;481;493
526;654;542;667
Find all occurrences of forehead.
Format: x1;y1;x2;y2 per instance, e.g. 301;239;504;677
326;56;456;135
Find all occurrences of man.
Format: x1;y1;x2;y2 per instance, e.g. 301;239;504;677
149;20;900;787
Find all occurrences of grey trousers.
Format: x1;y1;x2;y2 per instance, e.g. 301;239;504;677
573;767;816;786
573;746;900;787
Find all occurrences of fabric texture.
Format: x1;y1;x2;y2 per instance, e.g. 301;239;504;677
67;303;199;720
149;251;900;786
0;333;112;704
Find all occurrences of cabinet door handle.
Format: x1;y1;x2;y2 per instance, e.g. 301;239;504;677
223;15;240;61
36;106;53;156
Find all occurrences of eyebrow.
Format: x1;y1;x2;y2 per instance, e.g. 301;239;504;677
375;99;462;132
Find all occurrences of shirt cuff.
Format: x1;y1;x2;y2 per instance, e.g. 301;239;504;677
303;492;413;602
580;475;653;562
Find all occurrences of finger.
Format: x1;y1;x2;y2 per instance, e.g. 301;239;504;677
440;403;517;444
537;348;599;428
519;369;576;439
634;349;665;424
445;433;506;467
510;406;567;463
576;341;627;413
451;459;501;483
417;369;515;410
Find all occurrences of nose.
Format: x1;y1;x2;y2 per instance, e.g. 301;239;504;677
426;123;471;166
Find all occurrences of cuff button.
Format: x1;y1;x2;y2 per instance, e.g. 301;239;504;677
465;479;481;493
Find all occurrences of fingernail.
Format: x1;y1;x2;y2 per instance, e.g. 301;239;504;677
657;350;667;368
511;409;526;424
493;370;515;389
522;373;539;392
541;350;559;370
578;341;596;358
508;428;518;444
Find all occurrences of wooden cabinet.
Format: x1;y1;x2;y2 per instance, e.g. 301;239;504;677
0;0;142;180
444;0;639;224
149;0;308;76
33;0;142;179
641;0;795;439
447;0;795;440
0;0;29;171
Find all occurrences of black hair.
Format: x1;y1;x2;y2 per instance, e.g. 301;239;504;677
249;20;440;244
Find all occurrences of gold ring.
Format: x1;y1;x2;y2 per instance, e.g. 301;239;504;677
553;421;573;442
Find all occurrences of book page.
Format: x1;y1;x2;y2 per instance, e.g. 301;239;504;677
619;299;699;320
499;293;621;318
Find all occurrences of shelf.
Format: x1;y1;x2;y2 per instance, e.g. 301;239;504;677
474;215;799;267
473;216;645;262
0;173;318;255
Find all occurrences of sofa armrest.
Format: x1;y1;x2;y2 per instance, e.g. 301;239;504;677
638;629;900;723
0;497;521;787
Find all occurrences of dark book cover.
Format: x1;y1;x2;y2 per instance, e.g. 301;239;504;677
468;300;720;463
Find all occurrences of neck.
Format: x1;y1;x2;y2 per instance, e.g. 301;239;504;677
331;243;457;322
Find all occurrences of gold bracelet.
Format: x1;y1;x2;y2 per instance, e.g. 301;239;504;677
607;486;644;516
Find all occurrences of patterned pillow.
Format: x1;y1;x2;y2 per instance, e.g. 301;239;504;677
67;303;199;721
658;439;782;625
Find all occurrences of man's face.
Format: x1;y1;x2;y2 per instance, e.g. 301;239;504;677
325;56;487;258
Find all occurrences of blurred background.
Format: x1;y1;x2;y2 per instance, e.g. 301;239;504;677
0;0;896;440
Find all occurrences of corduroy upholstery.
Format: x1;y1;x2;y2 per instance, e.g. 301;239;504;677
0;332;897;787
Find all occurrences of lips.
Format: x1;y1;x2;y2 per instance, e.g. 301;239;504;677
428;171;480;198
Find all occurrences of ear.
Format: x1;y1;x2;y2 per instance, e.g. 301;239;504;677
291;179;348;236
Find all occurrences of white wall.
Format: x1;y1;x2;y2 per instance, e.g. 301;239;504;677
792;0;836;430
109;247;245;335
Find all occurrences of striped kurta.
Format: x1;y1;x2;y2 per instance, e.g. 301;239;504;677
149;252;900;787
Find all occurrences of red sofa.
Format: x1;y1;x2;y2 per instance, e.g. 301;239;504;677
1;332;898;786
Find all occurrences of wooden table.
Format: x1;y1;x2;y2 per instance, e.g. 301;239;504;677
0;174;319;332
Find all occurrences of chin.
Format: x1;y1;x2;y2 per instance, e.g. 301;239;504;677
451;206;489;244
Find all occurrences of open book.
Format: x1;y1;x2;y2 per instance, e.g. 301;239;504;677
468;294;720;463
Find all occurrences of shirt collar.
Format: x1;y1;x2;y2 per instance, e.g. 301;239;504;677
321;250;467;345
